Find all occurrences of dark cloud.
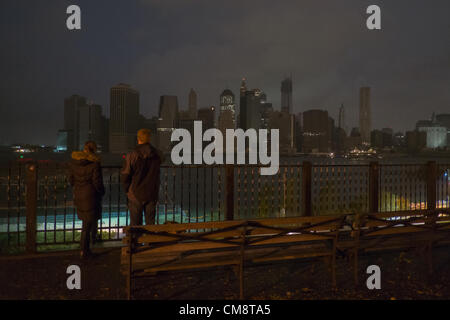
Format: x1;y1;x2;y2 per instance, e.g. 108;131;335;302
0;0;449;145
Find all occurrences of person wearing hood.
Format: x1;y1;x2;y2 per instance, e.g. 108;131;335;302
68;141;105;258
121;129;163;226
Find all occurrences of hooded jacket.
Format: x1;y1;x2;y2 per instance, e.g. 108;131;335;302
121;143;162;204
68;151;105;221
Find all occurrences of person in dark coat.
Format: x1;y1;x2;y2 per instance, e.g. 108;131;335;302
121;129;163;226
68;141;105;258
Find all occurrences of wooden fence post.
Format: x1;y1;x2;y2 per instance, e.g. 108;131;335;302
369;161;379;213
302;161;312;216
25;162;37;254
225;165;235;220
427;161;437;210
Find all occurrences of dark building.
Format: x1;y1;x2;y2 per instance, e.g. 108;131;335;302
338;104;347;135
359;87;371;146
406;130;427;153
328;116;336;152
239;89;263;130
334;127;347;155
219;89;236;128
64;94;87;151
436;114;450;147
268;110;295;154
61;95;107;152
101;115;109;153
346;127;362;150
56;129;70;152
158;95;179;153
109;83;140;154
294;112;302;153
371;130;384;149
302;109;330;153
197;106;216;130
281;76;293;114
78;103;103;151
393;132;406;148
381;128;394;148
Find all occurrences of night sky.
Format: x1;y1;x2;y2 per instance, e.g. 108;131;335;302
1;0;449;145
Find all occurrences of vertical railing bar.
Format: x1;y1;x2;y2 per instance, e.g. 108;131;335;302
17;165;21;247
44;171;48;243
180;167;184;224
210;166;213;222
117;168;121;240
106;170;111;241
63;167;67;243
53;170;57;243
116;169;120;239
173;167;176;223
203;167;206;224
164;168;168;224
218;167;221;221
7;167;11;246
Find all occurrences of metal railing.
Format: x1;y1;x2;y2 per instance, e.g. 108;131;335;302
0;161;449;253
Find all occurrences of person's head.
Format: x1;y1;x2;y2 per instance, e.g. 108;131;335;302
83;141;97;153
137;129;151;145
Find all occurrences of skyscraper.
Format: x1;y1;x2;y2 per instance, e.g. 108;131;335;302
157;95;179;154
78;103;103;150
240;78;247;97
281;76;293;114
197;106;216;130
359;87;371;146
239;89;262;130
268;110;295;154
220;89;236;127
64;94;87;151
302;109;331;153
109;83;140;154
338;104;347;135
188;88;197;119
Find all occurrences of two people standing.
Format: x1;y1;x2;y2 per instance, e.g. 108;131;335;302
69;129;162;259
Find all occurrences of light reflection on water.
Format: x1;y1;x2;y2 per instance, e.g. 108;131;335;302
0;205;224;234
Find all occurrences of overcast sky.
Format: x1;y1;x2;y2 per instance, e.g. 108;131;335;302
1;0;449;145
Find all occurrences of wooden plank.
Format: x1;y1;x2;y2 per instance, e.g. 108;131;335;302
123;216;343;234
362;225;429;237
124;222;342;245
123;220;244;234
121;232;336;259
122;243;333;273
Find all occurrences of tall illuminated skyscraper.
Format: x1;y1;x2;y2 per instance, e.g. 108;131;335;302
359;87;371;146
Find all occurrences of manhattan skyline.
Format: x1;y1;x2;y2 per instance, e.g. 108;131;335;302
1;0;450;145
